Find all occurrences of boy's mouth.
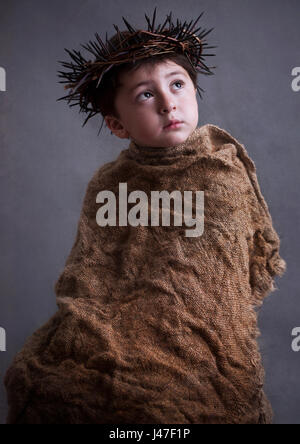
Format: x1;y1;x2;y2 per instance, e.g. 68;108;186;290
163;120;183;129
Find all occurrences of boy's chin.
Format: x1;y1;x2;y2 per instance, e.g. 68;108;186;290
133;131;190;148
160;131;191;147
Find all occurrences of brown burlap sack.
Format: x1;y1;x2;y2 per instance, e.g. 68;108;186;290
4;124;286;424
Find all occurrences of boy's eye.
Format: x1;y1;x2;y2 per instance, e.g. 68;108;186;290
173;80;184;89
137;80;185;101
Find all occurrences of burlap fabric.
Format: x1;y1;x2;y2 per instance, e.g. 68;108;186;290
4;124;286;424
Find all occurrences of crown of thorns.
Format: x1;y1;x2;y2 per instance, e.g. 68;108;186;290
57;8;217;134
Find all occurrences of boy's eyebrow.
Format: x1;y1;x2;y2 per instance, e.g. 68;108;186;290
128;71;188;93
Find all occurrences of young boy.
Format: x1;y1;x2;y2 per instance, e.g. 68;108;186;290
4;9;286;424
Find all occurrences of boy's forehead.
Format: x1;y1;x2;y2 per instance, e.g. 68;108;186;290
118;61;188;92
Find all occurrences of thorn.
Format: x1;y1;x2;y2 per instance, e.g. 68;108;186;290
151;6;157;32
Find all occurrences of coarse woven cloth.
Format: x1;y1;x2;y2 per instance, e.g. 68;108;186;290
4;124;286;424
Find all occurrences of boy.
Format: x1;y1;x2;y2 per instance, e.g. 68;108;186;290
4;9;286;424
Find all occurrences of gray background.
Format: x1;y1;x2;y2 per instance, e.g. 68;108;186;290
0;0;299;424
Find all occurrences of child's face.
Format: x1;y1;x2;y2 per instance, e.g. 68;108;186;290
104;60;199;148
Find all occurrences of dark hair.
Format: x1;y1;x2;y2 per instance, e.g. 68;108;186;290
94;31;198;126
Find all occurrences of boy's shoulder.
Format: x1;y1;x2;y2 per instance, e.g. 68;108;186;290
202;123;257;173
203;123;247;151
85;159;119;194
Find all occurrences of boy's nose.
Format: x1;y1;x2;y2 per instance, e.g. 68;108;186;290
157;91;176;114
162;104;176;113
160;98;176;114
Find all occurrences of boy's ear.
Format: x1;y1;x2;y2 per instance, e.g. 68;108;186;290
104;115;130;139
